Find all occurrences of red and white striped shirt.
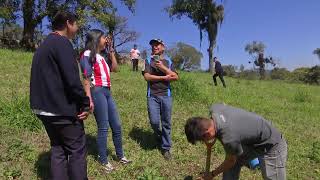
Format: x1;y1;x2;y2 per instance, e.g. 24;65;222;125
80;50;111;87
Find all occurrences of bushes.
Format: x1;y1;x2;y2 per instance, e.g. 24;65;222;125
171;75;203;102
270;68;291;80
235;65;319;85
304;66;320;85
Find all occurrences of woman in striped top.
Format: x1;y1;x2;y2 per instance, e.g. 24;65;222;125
80;29;131;172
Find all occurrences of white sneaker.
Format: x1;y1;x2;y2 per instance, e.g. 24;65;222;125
102;162;114;173
119;156;132;164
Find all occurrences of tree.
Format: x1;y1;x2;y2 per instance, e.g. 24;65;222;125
18;0;136;50
0;0;20;37
222;65;237;77
270;68;290;80
111;16;139;50
20;0;59;50
305;66;320;85
313;48;320;61
167;0;224;72
167;42;203;71
239;64;245;72
244;41;266;56
245;41;278;79
140;49;148;60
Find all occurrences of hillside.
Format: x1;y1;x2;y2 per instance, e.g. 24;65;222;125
0;49;319;179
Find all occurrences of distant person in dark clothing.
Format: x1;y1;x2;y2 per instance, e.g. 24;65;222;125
213;57;226;88
30;11;91;180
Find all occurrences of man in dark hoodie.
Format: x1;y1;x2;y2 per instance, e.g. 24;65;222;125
30;11;91;180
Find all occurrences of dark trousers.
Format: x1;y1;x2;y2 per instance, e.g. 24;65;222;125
132;59;139;71
38;115;87;180
213;73;226;87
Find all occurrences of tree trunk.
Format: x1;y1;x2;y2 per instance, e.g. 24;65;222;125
208;42;214;72
21;0;36;50
2;23;5;37
22;24;36;50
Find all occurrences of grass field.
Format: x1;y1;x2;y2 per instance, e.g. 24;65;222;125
0;48;319;180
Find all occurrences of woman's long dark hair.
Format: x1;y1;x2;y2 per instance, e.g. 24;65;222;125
85;29;105;64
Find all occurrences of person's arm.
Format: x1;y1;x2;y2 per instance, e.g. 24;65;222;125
55;39;90;119
106;36;118;72
82;78;94;113
109;49;118;72
211;154;237;177
155;61;179;81
211;142;243;178
79;54;94;113
144;72;170;82
143;59;170;81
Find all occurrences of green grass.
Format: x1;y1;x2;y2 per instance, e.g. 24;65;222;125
0;48;319;179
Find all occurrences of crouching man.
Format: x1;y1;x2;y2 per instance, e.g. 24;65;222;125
185;103;287;180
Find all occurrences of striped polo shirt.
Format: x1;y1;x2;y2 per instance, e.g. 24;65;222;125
80;50;111;87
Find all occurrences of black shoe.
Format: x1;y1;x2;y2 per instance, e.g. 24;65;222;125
162;150;172;160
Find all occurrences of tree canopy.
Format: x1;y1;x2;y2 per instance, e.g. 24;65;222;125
167;42;203;71
167;0;224;72
0;0;137;50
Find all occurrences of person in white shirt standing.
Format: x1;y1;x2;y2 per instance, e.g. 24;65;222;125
130;44;140;71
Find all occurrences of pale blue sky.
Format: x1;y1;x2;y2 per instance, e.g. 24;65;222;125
113;0;320;70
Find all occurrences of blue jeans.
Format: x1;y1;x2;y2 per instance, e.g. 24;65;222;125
147;96;172;151
91;87;124;164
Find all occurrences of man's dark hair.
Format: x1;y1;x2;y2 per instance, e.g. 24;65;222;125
52;11;77;31
185;117;209;144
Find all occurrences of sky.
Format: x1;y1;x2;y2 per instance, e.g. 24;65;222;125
112;0;320;70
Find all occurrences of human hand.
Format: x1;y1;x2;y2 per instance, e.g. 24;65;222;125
105;34;114;50
77;111;90;120
205;138;216;149
162;75;171;81
197;171;214;180
89;99;94;113
155;60;166;70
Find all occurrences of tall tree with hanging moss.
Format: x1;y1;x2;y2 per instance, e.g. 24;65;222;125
167;0;224;72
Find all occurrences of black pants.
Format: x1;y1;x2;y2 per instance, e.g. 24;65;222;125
38;115;87;180
213;73;226;87
132;59;139;71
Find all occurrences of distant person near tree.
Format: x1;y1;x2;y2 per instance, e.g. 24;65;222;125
130;44;140;71
213;57;226;88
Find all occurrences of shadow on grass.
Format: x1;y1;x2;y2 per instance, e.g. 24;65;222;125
35;151;50;180
86;134;115;160
128;126;159;150
184;175;194;180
